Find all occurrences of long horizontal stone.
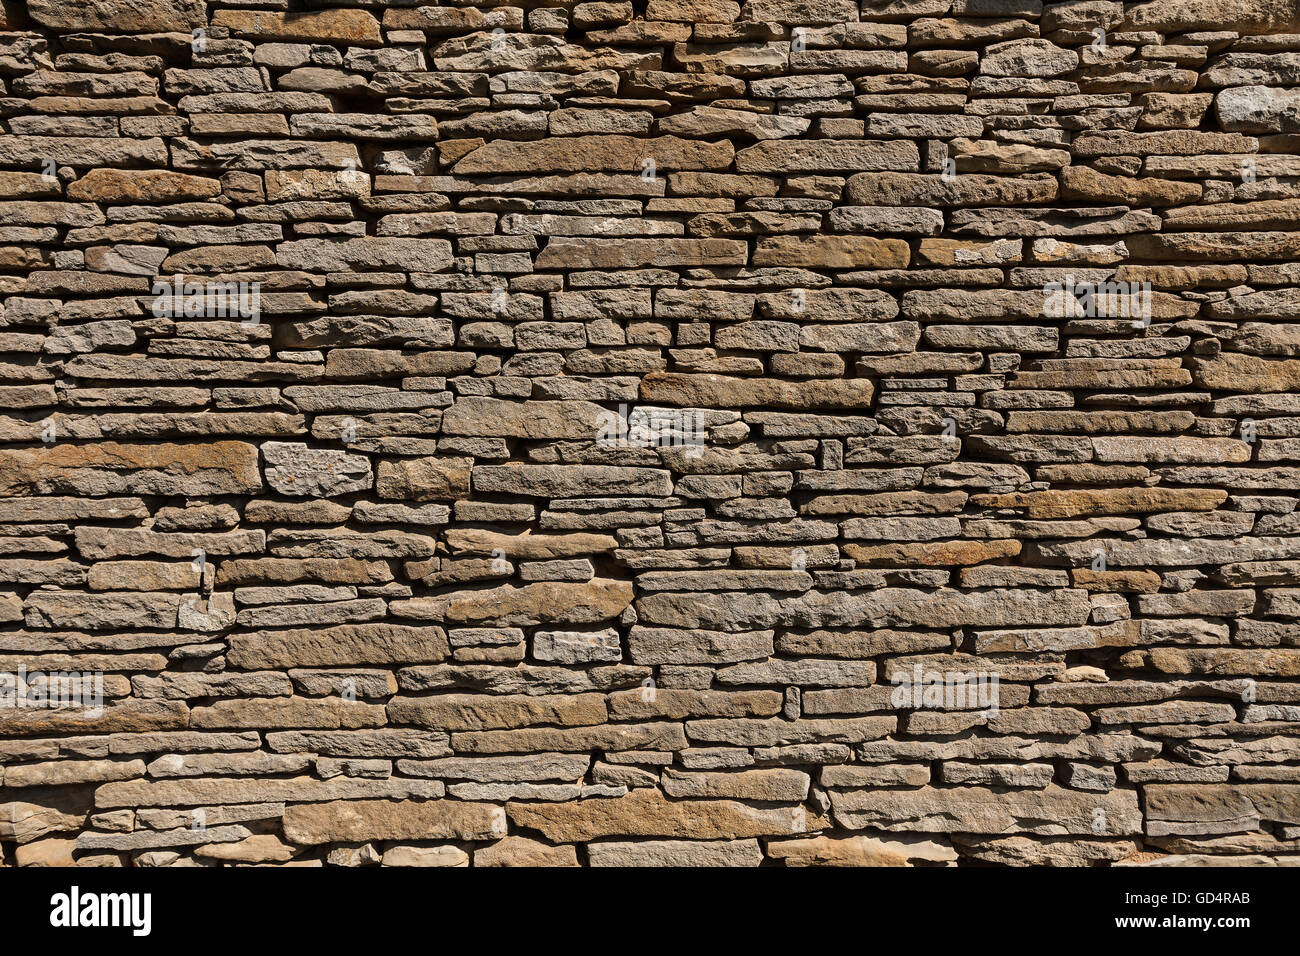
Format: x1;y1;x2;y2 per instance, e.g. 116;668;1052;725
753;235;909;269
973;488;1227;519
641;373;874;409
282;799;501;844
29;0;206;31
76;824;253;853
442;397;606;439
443;529;617;559
832;786;1143;835
277;237;452;273
0;442;261;496
95;776;445;809
1038;537;1300;568
736;140;918;173
636;588;1091;632
1144;784;1300;836
472;464;672;497
453;721;686;754
456;135;733;174
440;579;634;627
0;136;168;167
389;694;607;732
508;789;828;842
213;9;383;45
535;237;746;268
847;172;1056;206
588;839;764;866
0;701;188;738
228;624;449;669
24;592;180;630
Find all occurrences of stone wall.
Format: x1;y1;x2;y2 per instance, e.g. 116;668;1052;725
1;0;1299;868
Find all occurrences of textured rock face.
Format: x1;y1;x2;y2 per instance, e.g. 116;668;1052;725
2;0;1299;872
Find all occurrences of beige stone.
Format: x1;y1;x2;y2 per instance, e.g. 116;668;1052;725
283;800;501;844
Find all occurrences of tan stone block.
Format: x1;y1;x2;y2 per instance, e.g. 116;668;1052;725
213;8;382;45
283;799;501;844
507;789;828;842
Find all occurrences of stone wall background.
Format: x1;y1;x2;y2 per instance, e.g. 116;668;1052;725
1;0;1299;867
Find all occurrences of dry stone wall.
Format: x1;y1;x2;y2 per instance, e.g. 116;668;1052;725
1;0;1299;867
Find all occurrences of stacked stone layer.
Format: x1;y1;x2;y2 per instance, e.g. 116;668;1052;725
1;0;1300;867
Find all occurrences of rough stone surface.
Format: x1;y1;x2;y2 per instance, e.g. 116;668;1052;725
1;0;1297;872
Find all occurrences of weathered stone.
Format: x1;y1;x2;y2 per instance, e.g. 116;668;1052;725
974;488;1227;519
476;836;578;867
833;786;1143;835
444;529;617;559
376;457;473;501
69;169;221;203
507;789;827;842
1218;86;1300;134
457;136;732;174
213;9;382;46
442;397;605;439
283;799;501;844
0;443;261;496
441;580;633;627
588;839;762;866
847;172;1056;207
195;834;298;863
229;624;448;669
25;591;180;630
473;464;672;497
4;759;145;789
642;373;874;410
382;845;469;867
29;0;206;32
262;442;372;497
388;694;606;732
736;140;917;173
1192;353;1300;392
278;238;451;273
1145;784;1300;835
752;236;909;269
636;588;1091;631
1125;0;1300;35
766;834;957;867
